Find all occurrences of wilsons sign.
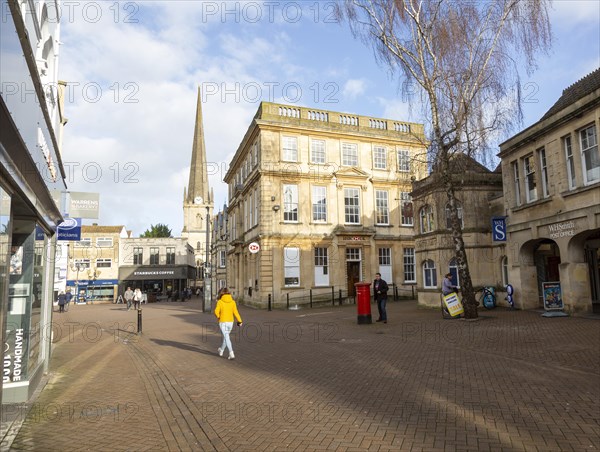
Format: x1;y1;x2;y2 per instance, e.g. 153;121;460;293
548;221;575;239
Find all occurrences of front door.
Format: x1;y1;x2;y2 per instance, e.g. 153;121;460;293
586;245;600;313
347;261;360;296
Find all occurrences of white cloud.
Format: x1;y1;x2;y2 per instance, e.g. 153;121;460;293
550;0;600;25
55;0;599;237
342;79;367;99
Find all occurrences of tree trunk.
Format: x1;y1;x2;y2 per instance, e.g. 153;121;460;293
443;170;478;319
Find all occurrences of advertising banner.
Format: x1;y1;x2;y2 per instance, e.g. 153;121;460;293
443;292;464;317
491;217;507;242
68;192;100;219
57;217;81;241
542;282;564;311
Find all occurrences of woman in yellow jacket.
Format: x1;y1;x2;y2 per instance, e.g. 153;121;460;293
214;288;242;360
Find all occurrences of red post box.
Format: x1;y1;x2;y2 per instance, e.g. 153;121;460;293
355;282;372;324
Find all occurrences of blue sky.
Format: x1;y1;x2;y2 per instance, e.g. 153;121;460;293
57;1;600;236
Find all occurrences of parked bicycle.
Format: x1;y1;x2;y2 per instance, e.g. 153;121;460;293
476;286;496;309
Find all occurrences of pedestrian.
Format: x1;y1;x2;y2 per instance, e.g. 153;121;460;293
124;286;134;310
442;273;459;296
373;272;389;323
133;288;142;310
214;288;242;360
57;291;66;313
142;291;148;304
65;290;73;311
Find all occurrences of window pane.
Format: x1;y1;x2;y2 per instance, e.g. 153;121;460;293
282;136;298;162
344;188;360;224
580;125;600;183
523;154;537;202
284;247;300;286
311;139;325;163
283;184;298;222
342;143;358;166
375;190;389;224
312;186;327;222
564;136;576;189
401;192;413;225
397;149;410;172
373;146;386;169
403;248;415;282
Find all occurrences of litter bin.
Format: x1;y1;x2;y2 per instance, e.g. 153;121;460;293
355;282;372;324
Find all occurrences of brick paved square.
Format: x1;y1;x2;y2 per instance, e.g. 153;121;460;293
3;301;599;451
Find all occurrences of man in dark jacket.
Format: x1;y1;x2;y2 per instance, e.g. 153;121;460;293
373;273;389;323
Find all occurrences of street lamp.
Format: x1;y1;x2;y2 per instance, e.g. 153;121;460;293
87;269;98;304
71;262;85;304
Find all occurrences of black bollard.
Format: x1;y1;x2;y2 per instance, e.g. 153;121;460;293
137;308;142;334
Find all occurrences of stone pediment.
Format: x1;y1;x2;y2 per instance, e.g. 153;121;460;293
333;167;370;179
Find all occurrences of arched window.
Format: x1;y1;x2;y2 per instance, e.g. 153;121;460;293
445;202;464;229
422;259;437;288
448;258;460;287
419;205;434;233
501;256;509;286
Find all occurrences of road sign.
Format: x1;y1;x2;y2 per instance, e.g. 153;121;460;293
249;242;260;254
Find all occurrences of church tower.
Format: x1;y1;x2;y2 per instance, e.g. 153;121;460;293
182;87;213;275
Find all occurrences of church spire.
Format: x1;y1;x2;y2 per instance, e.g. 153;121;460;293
186;87;210;204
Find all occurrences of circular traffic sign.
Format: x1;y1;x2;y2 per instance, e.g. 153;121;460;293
249;242;260;254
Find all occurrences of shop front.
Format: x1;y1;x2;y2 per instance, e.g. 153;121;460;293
119;266;196;301
65;279;119;303
510;216;600;314
1;3;67;404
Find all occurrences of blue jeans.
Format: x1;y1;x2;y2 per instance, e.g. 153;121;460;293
377;297;387;321
219;322;234;353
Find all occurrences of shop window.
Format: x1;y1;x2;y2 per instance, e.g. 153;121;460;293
284;247;300;287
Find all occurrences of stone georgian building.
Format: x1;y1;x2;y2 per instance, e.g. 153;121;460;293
210;208;229;295
118;236;196;299
66;225;128;302
224;102;427;307
411;156;506;308
499;68;600;314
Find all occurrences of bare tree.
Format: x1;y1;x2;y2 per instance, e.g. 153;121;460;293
340;0;552;317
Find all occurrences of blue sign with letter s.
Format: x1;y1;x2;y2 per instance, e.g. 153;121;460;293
491;217;507;242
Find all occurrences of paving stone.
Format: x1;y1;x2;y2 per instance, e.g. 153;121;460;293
3;301;599;451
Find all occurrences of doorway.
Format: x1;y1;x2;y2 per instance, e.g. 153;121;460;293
347;261;360;296
585;237;600;314
534;240;561;306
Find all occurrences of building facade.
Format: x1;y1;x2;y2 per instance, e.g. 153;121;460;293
224;102;427;308
66;225;127;303
118;237;196;299
411;156;506;307
1;0;68;403
499;68;600;314
211;208;229;296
